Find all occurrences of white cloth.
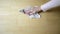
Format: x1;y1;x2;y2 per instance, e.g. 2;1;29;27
41;0;60;11
29;13;40;19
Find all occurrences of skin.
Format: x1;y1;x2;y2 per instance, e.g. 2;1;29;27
24;6;42;15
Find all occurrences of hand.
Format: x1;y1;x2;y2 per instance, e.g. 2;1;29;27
24;6;42;15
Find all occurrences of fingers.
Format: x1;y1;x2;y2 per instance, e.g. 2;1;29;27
24;6;42;15
25;10;35;15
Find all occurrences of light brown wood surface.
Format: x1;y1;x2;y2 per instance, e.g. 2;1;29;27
0;0;60;34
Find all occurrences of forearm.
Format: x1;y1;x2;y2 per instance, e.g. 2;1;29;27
40;0;60;12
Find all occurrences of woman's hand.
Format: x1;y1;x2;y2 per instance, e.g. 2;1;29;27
24;6;42;15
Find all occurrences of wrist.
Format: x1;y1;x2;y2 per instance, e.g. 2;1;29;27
37;6;43;13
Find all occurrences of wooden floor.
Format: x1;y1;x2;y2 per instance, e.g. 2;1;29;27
0;0;60;34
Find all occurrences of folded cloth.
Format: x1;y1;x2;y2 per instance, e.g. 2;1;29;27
29;13;40;19
19;6;41;19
